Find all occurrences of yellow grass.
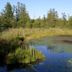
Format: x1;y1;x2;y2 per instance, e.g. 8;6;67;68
0;28;72;41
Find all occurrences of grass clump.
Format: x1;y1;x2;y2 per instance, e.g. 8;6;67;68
0;32;45;66
0;28;72;41
7;47;45;64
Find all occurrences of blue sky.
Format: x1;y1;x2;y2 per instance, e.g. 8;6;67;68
0;0;72;19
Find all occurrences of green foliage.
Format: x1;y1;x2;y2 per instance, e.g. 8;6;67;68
47;9;58;27
15;2;30;27
0;34;45;65
33;18;41;28
0;2;72;30
68;16;72;28
0;2;16;31
2;2;14;27
6;52;17;64
61;13;67;28
7;47;45;64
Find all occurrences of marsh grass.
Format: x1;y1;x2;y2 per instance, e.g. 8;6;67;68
0;30;45;66
0;28;72;41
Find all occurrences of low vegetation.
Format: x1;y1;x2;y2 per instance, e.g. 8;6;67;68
0;34;45;66
0;28;72;41
7;47;45;64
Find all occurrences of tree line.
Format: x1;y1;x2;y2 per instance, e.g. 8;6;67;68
0;2;72;31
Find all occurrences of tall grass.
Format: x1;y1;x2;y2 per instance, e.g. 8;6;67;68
0;30;45;65
0;28;72;41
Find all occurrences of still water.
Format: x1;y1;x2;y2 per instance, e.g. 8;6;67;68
0;36;72;72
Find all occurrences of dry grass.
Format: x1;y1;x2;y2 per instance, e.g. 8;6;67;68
0;28;72;41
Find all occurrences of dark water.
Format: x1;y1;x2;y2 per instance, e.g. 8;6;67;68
1;36;72;72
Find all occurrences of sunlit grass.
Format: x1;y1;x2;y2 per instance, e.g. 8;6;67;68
0;28;72;41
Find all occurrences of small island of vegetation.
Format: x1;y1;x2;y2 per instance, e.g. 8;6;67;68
0;34;45;70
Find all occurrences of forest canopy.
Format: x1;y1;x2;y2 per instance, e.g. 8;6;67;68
0;2;72;31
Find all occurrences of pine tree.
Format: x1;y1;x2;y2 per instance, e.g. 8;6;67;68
0;2;14;30
47;9;58;27
15;2;30;27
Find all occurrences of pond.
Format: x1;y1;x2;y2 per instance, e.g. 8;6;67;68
0;36;72;72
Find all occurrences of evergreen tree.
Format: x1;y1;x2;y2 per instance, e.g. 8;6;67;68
0;2;14;31
47;9;58;27
33;17;41;28
42;15;47;28
15;2;30;27
61;13;67;28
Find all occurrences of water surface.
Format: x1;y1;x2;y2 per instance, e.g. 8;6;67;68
1;36;72;72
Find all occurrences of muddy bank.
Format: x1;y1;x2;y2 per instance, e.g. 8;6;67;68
54;35;72;44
